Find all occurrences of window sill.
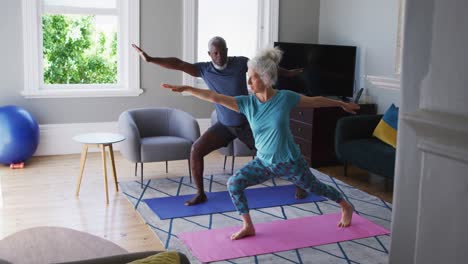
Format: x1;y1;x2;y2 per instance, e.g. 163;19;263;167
366;75;401;90
21;88;144;98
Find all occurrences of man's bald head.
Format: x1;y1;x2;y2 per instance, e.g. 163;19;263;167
208;36;227;50
208;36;228;69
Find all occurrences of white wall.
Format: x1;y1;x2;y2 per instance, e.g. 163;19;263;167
279;0;321;43
0;0;321;156
319;0;400;113
0;0;213;125
0;0;320;125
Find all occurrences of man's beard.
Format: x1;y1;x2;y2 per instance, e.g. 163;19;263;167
212;59;228;70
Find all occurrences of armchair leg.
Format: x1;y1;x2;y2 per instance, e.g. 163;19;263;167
134;163;137;177
188;159;192;183
140;163;144;189
223;156;228;170
344;162;348;177
231;156;235;175
165;161;168;173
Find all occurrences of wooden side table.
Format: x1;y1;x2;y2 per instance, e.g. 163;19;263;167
73;133;125;204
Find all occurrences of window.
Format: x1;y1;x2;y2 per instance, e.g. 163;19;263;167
183;0;279;87
366;0;404;90
197;0;259;62
21;0;141;98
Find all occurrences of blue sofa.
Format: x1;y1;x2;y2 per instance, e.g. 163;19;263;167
335;115;396;179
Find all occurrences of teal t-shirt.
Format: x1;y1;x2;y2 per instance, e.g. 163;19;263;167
235;90;301;165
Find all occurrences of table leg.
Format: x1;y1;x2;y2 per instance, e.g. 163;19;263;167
101;144;109;204
75;145;88;196
108;144;119;192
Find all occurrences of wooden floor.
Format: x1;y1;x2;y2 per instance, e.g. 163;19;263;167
0;151;393;252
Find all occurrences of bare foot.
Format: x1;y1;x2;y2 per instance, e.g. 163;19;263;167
231;226;255;240
338;200;353;228
295;186;308;199
184;193;207;206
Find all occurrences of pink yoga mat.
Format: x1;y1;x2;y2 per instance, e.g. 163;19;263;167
179;213;389;263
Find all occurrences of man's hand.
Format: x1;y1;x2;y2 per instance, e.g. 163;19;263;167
341;102;360;114
132;44;151;62
161;83;188;93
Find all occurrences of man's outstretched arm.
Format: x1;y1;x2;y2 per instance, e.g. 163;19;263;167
132;44;200;77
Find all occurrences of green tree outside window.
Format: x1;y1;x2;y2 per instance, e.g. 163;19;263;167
42;14;117;85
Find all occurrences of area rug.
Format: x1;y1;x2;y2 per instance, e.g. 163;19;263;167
120;169;392;264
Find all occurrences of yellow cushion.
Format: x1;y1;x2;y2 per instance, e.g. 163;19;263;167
373;119;397;148
128;251;180;264
373;104;399;148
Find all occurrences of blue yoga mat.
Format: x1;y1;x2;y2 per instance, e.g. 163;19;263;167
144;185;326;219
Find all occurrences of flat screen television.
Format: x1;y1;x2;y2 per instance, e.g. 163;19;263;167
274;42;357;98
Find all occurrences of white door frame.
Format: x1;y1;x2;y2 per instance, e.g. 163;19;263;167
389;0;468;263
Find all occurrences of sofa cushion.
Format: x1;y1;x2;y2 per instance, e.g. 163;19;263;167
373;104;399;148
57;252;163;264
141;136;192;162
340;138;396;178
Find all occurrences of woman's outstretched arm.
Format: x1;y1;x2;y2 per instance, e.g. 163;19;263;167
161;84;239;112
297;95;360;114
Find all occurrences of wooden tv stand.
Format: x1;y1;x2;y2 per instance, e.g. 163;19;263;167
290;104;376;168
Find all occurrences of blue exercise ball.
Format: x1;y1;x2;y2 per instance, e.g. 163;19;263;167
0;105;39;165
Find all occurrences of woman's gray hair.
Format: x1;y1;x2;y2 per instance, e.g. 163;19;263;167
247;47;283;87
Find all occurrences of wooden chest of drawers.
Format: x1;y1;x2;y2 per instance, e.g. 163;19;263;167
290;104;376;168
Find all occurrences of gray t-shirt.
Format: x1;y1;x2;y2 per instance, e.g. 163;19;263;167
195;56;249;126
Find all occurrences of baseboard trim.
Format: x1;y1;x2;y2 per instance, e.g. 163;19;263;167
35;118;211;156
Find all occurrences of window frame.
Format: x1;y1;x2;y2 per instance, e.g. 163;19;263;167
21;0;142;98
182;0;279;88
394;0;406;75
366;0;405;90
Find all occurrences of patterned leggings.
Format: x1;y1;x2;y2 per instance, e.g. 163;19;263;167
227;157;343;214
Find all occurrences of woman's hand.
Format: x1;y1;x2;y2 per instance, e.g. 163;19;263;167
287;68;304;77
341;102;360;114
132;44;151;62
161;83;188;93
278;67;304;77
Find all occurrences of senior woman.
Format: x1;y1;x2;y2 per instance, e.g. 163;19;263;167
161;47;358;240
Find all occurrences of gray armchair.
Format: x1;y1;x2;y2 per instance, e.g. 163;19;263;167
211;110;256;174
118;107;200;187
